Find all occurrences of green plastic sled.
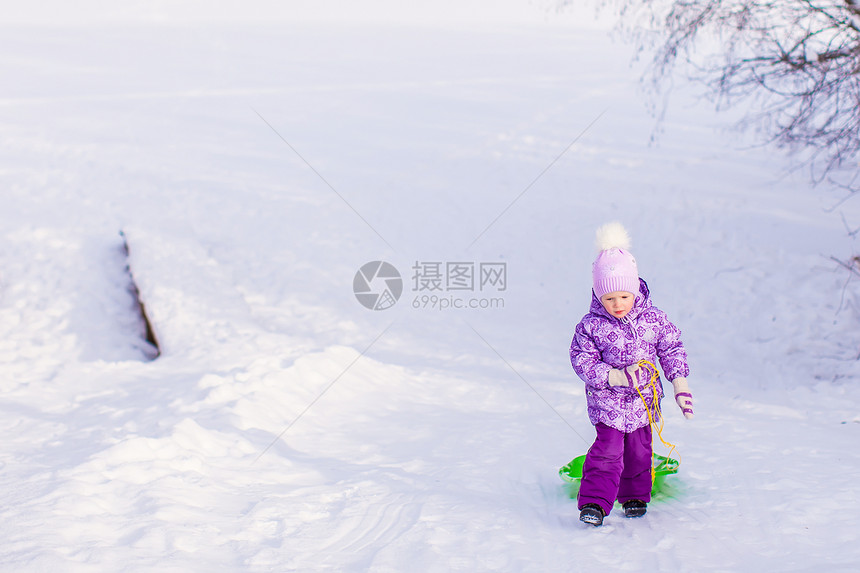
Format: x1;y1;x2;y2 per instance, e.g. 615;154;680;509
559;453;679;497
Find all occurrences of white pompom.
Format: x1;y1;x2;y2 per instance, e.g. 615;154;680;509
594;221;632;252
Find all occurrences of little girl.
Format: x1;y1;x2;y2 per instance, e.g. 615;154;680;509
570;222;694;526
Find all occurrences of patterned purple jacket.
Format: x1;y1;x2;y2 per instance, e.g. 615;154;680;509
570;279;689;433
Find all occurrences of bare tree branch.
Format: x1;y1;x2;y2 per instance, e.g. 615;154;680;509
574;0;860;193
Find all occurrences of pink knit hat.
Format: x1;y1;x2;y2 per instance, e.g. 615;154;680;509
592;222;639;299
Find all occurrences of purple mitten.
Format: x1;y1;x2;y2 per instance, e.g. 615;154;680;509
671;377;694;419
607;362;653;389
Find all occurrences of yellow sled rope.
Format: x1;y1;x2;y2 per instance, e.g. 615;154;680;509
634;359;680;483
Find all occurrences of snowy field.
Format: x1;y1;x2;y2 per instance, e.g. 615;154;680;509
1;2;860;571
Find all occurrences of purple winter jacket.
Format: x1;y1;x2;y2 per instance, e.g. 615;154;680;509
570;279;689;433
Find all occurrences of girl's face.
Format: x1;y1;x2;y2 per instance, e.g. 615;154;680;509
600;291;635;319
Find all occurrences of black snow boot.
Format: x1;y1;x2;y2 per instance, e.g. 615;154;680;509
622;500;647;518
579;504;605;526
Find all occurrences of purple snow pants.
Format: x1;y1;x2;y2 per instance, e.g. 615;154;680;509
577;423;652;516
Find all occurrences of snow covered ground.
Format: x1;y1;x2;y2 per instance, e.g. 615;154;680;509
1;2;860;571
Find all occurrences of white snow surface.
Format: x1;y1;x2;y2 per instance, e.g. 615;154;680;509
2;5;860;572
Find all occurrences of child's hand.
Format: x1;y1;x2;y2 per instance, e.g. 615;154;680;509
607;363;652;389
671;377;694;419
